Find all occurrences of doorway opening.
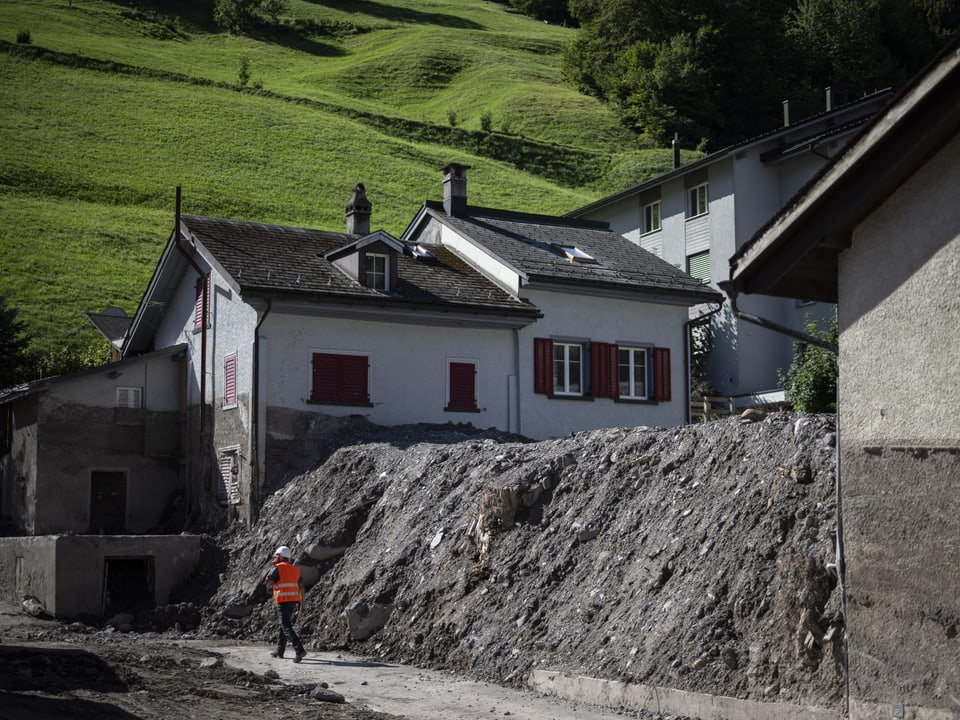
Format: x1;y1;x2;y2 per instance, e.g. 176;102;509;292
103;557;154;617
90;470;127;534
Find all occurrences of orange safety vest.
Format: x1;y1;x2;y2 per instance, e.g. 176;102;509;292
272;561;302;604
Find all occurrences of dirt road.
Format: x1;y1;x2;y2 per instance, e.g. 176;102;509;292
207;641;643;720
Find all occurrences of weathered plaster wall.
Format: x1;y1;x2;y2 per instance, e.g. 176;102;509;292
0;397;38;534
0;535;200;618
838;131;960;717
35;399;182;534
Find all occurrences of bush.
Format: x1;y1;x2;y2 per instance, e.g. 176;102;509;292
16;29;31;44
778;313;838;413
238;56;250;87
446;109;458;127
480;111;493;133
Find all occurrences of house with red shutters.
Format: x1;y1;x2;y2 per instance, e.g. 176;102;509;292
1;165;719;536
120;164;719;523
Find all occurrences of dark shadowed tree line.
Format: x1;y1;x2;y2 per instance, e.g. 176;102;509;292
508;0;959;148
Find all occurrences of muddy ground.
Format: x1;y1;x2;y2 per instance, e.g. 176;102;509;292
1;412;841;718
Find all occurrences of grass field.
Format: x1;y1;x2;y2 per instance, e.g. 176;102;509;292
0;0;680;374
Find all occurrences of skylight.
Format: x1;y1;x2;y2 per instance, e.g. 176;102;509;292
410;244;434;259
556;244;597;263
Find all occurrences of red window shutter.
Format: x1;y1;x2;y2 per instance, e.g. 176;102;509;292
224;354;237;406
194;273;210;330
312;353;369;404
654;347;671;402
534;338;553;396
448;362;476;410
311;353;338;402
590;342;619;399
339;354;369;404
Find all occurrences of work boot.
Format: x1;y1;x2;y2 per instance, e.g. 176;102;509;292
270;649;284;658
293;648;307;663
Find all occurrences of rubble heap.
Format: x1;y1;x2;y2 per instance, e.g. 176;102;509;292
203;412;843;707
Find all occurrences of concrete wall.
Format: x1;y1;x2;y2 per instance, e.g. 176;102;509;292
0;397;38;534
0;535;200;618
838;132;960;717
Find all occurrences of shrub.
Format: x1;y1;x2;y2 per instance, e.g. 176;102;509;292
238;55;250;87
16;29;31;44
480;111;493;133
778;312;838;413
447;109;458;127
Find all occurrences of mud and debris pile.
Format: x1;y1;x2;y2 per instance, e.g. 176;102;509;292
203;412;843;707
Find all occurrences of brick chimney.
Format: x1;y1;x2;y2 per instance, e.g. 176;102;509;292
442;163;470;216
346;183;371;235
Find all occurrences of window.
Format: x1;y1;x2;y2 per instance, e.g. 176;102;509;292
217;446;241;506
536;338;670;402
618;347;649;399
364;254;388;290
310;352;370;405
193;273;211;331
223;353;237;409
553;342;583;395
642;201;661;234
556;245;597;263
116;387;142;409
687;250;711;283
446;360;478;412
688;183;708;218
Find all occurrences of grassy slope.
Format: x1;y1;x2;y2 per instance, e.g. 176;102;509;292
0;0;674;369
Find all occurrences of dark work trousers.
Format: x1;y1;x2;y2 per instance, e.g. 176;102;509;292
275;601;304;654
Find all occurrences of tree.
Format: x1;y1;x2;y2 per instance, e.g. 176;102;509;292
0;294;30;388
563;0;960;148
778;313;838;413
214;0;287;33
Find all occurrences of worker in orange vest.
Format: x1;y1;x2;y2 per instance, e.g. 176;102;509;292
264;545;307;662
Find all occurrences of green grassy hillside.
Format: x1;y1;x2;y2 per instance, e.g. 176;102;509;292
0;0;685;376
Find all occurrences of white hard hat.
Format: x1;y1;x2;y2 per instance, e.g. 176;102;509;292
274;546;291;559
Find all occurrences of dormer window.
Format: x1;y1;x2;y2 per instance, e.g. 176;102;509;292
365;253;388;290
555;245;597;263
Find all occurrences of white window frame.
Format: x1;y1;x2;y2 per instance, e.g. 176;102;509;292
553;341;584;396
688;183;709;218
364;253;389;290
686;250;711;284
618;346;649;400
116;386;142;409
642;200;662;234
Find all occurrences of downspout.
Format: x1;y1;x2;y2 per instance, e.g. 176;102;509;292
721;281;847;713
684;303;723;423
718;282;838;352
174;186;208;433
250;298;271;524
513;327;522;436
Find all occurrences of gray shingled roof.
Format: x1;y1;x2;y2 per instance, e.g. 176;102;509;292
86;312;132;344
426;204;722;304
182;215;538;316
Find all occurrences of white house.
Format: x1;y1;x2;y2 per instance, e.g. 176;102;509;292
401;164;723;440
123;168;720;523
726;40;960;720
569;90;891;404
